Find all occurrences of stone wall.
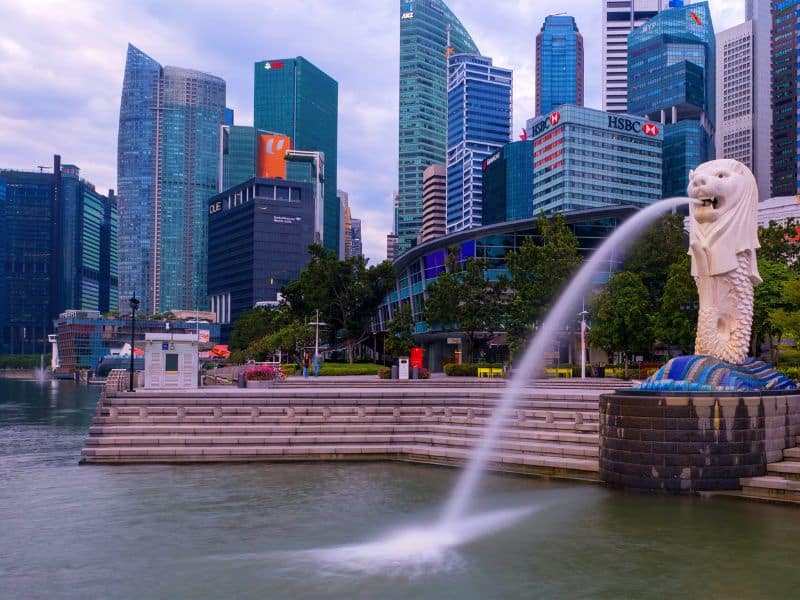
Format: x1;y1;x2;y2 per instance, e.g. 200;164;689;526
600;391;800;492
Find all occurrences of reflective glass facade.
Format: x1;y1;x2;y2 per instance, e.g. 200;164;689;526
254;57;338;256
398;0;479;253
117;45;226;313
221;125;257;191
525;105;663;215
628;2;715;196
536;15;584;116
446;54;512;233
482;140;534;226
771;0;800;196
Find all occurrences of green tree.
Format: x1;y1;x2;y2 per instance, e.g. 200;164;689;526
424;253;502;363
623;213;687;306
229;307;288;351
385;303;416;358
758;219;800;268
753;259;799;362
588;271;653;378
652;255;698;354
282;244;396;362
503;214;581;356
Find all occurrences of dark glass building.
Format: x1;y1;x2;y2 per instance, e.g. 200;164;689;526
398;0;479;254
771;0;799;196
207;177;314;327
482;140;534;226
117;44;226;314
536;15;584;116
627;2;715;197
253;57;338;256
221;125;257;192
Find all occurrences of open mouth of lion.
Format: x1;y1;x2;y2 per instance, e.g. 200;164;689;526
695;196;718;209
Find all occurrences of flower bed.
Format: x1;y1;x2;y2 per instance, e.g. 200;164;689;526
243;365;278;381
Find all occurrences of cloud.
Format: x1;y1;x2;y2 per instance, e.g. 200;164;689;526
0;0;747;263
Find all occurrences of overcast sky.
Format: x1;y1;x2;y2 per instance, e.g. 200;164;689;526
0;0;743;262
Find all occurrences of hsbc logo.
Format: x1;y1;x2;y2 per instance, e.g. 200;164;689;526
642;123;659;136
549;111;560;126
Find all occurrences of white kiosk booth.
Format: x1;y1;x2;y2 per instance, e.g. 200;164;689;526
144;333;199;389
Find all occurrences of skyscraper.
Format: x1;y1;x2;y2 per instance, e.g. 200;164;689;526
117;44;225;314
254;57;339;255
602;0;682;114
339;189;351;258
350;218;363;258
535;15;584;116
628;2;715;197
771;0;800;196
747;0;771;200
446;54;512;233
420;163;446;243
397;0;479;254
481;140;534;226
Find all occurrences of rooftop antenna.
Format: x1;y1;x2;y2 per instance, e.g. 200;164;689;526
445;24;454;57
37;166;50;173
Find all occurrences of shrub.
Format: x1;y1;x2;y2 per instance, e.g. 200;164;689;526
243;365;278;381
319;363;382;376
419;367;430;379
378;367;391;379
781;366;800;382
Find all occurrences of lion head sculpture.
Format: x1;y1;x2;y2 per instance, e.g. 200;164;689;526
687;159;761;284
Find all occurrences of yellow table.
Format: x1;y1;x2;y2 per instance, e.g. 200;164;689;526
477;367;504;378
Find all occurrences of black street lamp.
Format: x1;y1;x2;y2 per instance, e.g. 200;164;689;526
129;293;140;392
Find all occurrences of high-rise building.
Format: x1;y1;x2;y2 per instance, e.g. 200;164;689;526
254;57;338;256
117;44;226;314
446;54;512;233
397;0;479;254
771;0;800;196
420;163;447;243
747;0;771;201
339;189;351;258
535;15;584;116
0;155;118;354
387;233;399;262
628;2;715;197
525;106;663;214
220;125;258;192
350;218;363;258
482;140;534;226
602;0;681;114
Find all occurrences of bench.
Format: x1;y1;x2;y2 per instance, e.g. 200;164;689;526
477;367;504;378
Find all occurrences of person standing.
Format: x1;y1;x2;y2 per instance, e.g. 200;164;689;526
312;353;321;377
302;352;310;378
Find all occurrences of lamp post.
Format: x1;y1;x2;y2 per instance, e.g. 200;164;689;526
579;303;589;379
309;309;326;358
129;293;140;392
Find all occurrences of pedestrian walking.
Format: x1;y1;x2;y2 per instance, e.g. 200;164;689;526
302;352;310;378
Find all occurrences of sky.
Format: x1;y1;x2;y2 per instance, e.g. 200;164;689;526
0;0;744;263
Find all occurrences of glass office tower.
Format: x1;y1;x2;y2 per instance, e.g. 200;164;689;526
253;57;339;256
535;15;584;116
628;2;715;197
482;140;535;226
446;54;512;233
771;0;800;196
398;0;479;253
117;44;226;313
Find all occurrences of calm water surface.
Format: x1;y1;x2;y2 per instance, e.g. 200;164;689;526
2;378;800;599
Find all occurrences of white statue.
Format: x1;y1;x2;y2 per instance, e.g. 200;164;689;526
687;159;761;365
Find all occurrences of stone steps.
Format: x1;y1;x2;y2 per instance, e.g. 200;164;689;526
738;434;800;503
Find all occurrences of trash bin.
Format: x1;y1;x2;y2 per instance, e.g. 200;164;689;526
398;357;410;380
391;365;398;379
237;372;246;388
412;366;419;380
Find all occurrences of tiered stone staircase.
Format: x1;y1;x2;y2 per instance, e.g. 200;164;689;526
740;439;800;502
81;382;629;480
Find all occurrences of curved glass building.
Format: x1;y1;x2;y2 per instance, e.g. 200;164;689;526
397;0;479;254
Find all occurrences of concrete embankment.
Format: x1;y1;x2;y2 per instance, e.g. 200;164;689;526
81;379;632;481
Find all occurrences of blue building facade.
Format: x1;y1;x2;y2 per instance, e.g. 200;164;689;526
397;0;479;254
482;140;535;225
117;44;226;314
525;105;663;215
446;54;512;233
627;1;715;197
536;15;584;116
253;57;338;256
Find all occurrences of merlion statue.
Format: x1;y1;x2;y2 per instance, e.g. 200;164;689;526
687;159;761;365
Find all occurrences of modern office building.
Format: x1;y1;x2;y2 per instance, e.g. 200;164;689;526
420;163;447;243
771;0;800;196
602;0;682;114
339;190;351;258
58;165;119;314
482;140;535;225
254;56;338;256
350;218;363;258
757;195;800;226
117;44;226;314
207;177;315;326
387;233;399;262
0;156;118;354
747;0;771;200
397;0;479;254
220;124;258;191
446;54;512;233
525;105;663;214
535;15;584;116
627;2;715;197
373;205;638;371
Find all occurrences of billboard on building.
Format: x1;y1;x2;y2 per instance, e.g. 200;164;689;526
256;134;291;179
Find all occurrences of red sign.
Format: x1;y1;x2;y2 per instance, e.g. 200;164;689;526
520;128;528;141
549;111;560;126
642;123;659;136
264;61;284;70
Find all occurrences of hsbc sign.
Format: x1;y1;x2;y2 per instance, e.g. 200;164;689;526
530;111;561;137
607;115;659;136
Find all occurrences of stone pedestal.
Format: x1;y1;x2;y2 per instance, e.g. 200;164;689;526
600;391;800;492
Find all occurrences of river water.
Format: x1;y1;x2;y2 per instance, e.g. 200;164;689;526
2;378;799;599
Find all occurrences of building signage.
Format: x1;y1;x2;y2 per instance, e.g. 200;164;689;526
549;111;560;126
209;200;223;215
446;337;460;345
530;111;561;138
264;61;284;70
401;11;414;19
607;115;659;136
483;152;501;171
273;216;301;224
